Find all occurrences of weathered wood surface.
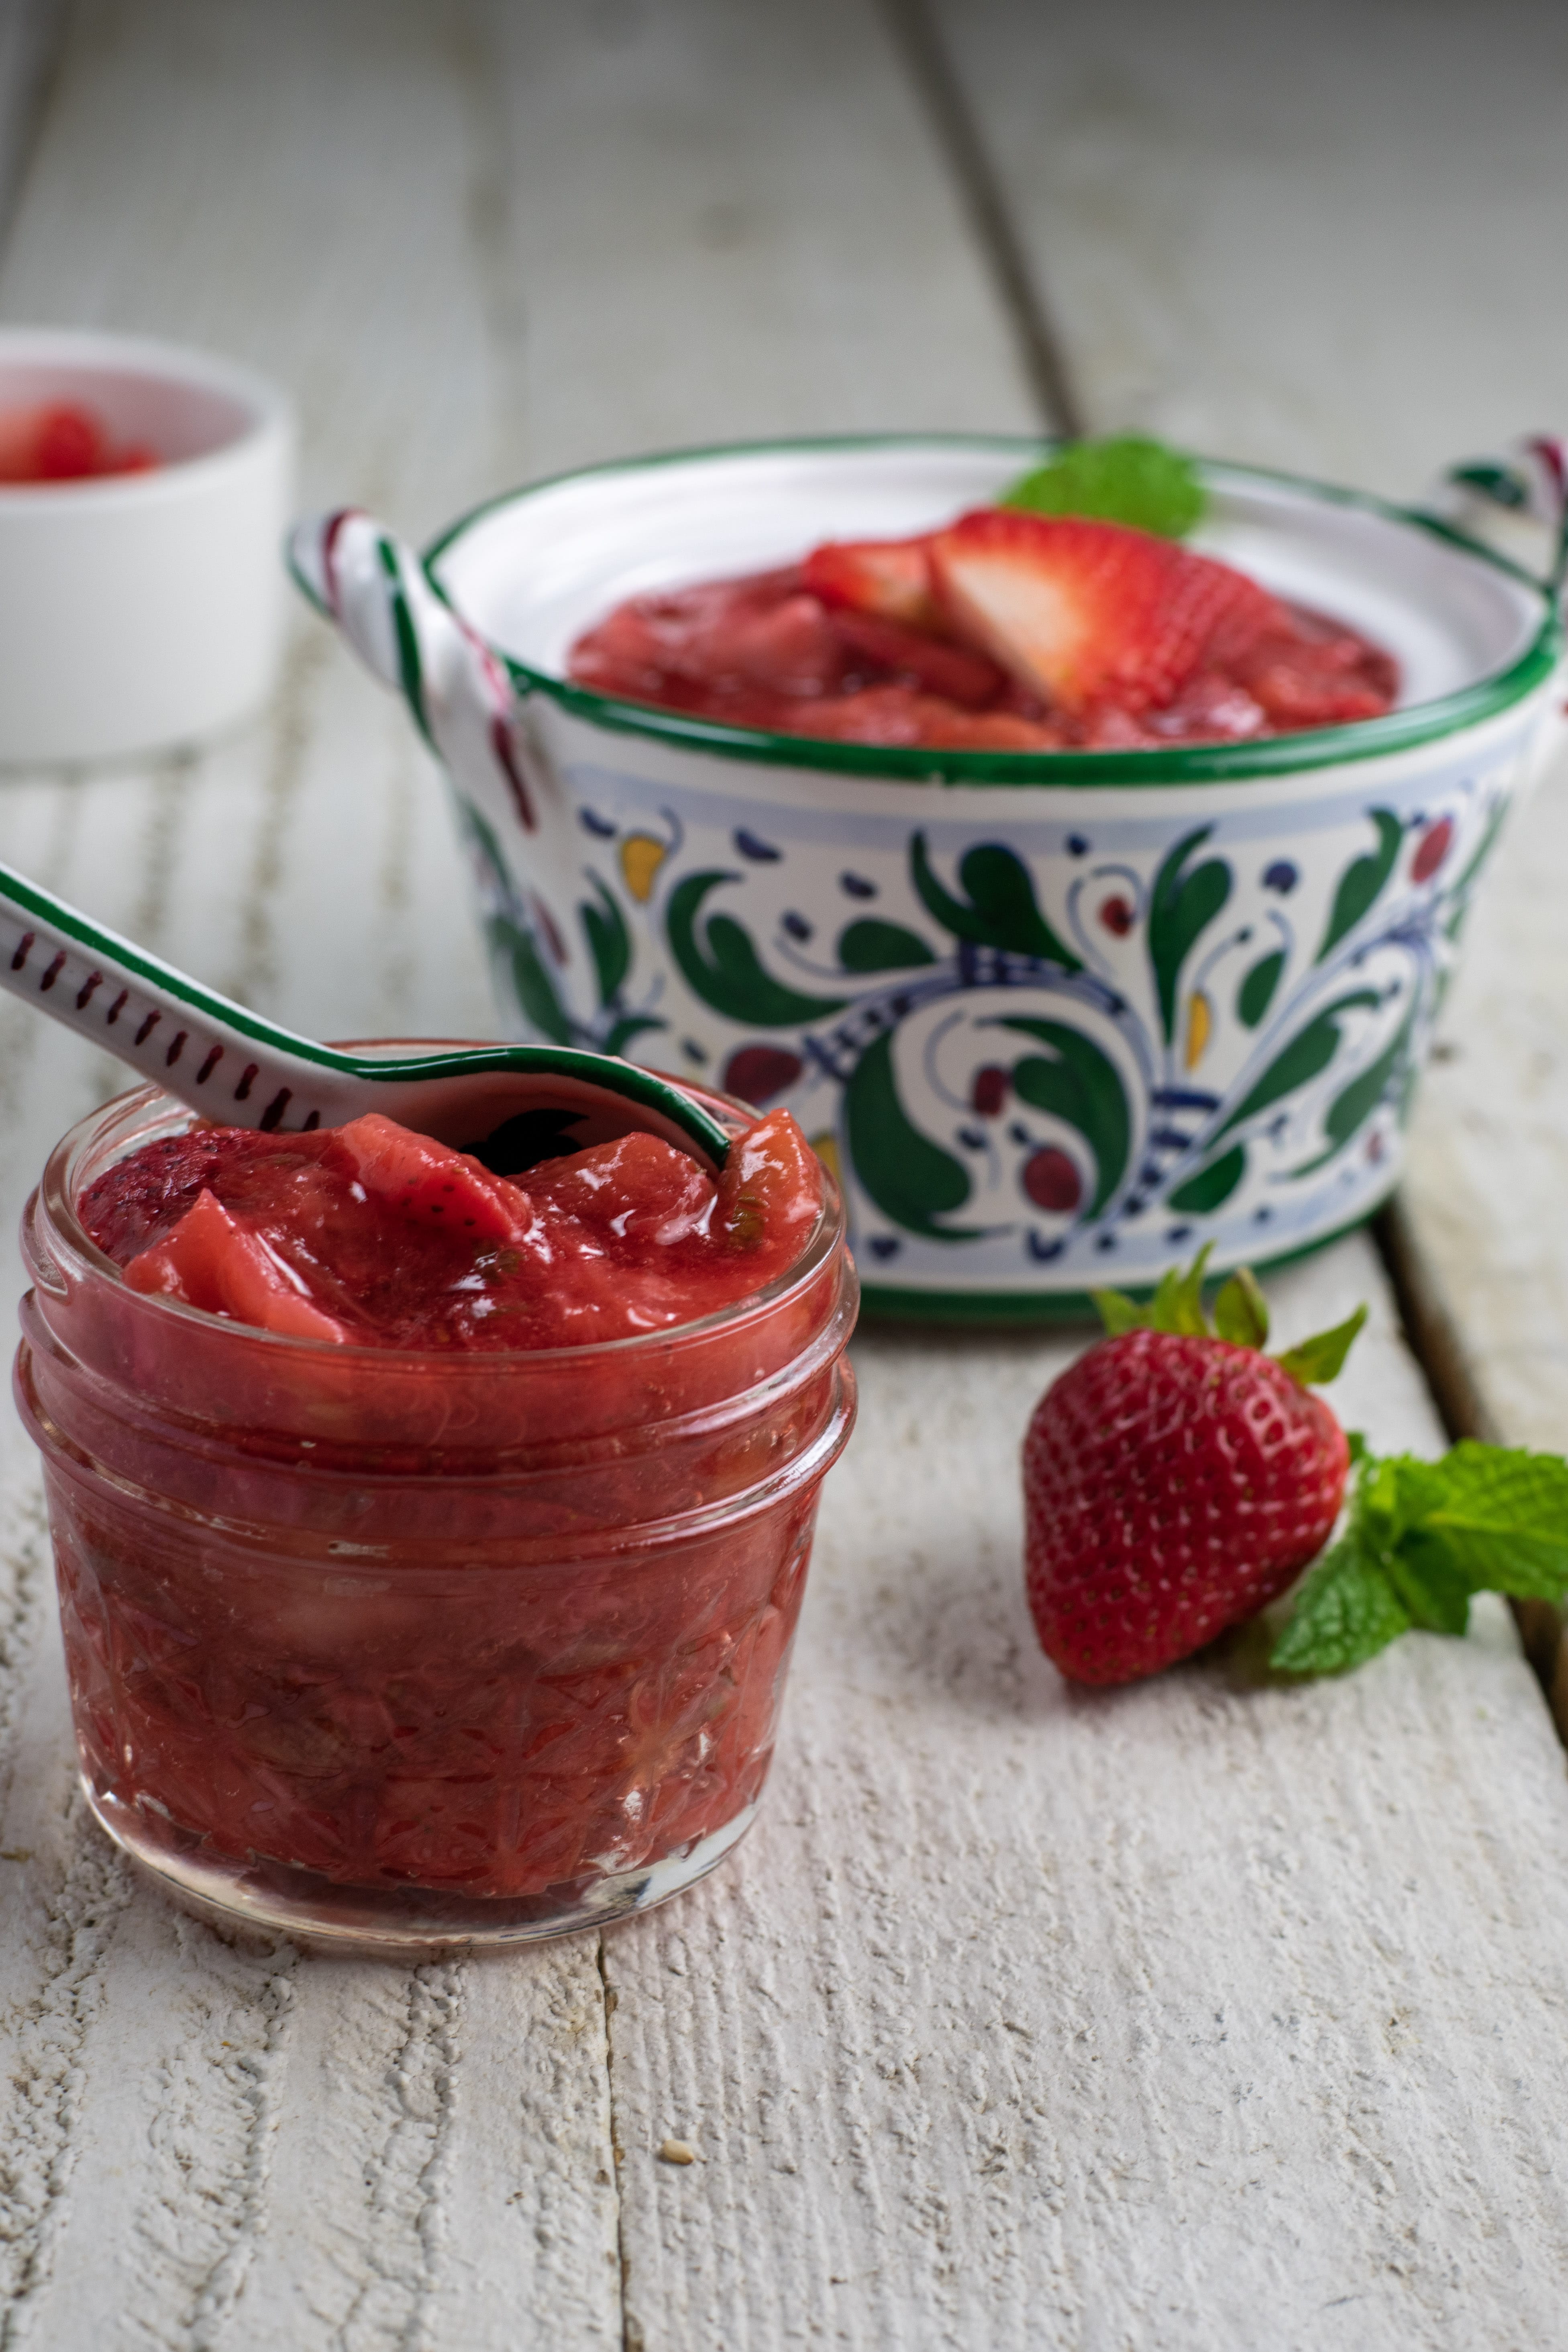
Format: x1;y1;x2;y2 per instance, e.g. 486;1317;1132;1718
932;0;1568;1463
2;5;1568;2348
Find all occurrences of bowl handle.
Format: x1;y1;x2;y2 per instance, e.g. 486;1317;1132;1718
1429;435;1567;597
287;509;540;831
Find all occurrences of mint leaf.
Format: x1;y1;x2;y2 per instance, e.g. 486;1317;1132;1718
1001;435;1205;538
1269;1438;1568;1678
1275;1303;1367;1386
1092;1287;1145;1337
1411;1442;1568;1600
1213;1267;1269;1349
1384;1528;1477;1636
1270;1533;1411;1676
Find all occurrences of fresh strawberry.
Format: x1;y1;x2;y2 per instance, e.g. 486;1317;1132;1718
930;510;1283;717
802;534;942;631
1021;1252;1364;1685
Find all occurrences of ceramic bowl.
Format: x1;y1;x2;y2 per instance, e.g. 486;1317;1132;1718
290;436;1565;1319
0;326;294;765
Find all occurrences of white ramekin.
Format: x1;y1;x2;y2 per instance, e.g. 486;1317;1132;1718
0;326;294;765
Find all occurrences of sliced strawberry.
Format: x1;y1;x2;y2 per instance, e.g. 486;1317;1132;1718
331;1112;531;1243
1233;615;1398;729
826;607;1004;705
1142;669;1268;742
35;403;107;478
785;684;1061;750
125;1188;349;1343
1242;656;1390;730
929;510;1283;717
802;535;942;631
0;402;101;482
529;1130;714;1251
692;591;844;696
715;1108;824;1270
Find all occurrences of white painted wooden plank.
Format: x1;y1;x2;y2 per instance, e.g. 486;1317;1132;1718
1;3;1564;2348
1398;769;1568;1454
0;5;614;2344
927;0;1568;499
0;0;58;239
606;1238;1568;2349
0;3;1034;2346
931;0;1568;1460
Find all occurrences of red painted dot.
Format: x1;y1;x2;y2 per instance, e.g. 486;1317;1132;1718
971;1064;1009;1117
1099;895;1136;937
1412;816;1453;883
722;1044;804;1107
1022;1146;1082;1213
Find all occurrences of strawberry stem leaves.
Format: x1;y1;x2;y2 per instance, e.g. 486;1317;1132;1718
1093;1249;1361;1384
1213;1267;1269;1350
1270;1441;1568;1676
1090;1288;1145;1337
1274;1304;1368;1386
1147;1243;1213;1336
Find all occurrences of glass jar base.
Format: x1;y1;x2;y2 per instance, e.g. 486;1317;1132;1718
83;1779;758;1953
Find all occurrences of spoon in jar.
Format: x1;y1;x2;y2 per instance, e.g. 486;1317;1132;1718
0;857;731;1171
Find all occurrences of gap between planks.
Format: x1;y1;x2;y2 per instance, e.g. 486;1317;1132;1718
1375;1199;1568;1741
878;0;1085;438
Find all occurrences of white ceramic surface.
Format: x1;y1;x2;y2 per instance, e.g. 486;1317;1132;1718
292;437;1564;1315
0;326;293;764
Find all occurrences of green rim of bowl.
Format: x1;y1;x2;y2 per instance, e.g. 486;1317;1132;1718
422;432;1563;790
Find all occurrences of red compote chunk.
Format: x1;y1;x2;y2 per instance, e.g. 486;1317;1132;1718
0;399;158;482
25;1098;853;1924
567;508;1398;750
80;1106;822;1349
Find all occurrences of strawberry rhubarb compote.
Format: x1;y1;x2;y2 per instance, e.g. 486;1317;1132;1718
568;510;1398;751
16;1083;856;1944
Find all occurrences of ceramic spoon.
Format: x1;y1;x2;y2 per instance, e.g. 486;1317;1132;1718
0;859;730;1171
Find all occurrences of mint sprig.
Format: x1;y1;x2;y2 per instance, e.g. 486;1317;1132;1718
1001;434;1205;538
1270;1442;1568;1676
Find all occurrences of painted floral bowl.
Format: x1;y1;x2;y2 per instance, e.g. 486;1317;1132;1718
290;436;1564;1319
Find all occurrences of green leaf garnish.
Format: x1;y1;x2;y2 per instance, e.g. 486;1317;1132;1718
1270;1441;1568;1677
1001;435;1206;539
1268;1533;1413;1677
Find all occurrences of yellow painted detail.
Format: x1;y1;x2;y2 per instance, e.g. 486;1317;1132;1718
619;834;667;903
809;1131;842;1188
1185;990;1212;1071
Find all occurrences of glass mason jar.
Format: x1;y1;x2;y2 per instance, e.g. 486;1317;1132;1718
15;1078;857;1950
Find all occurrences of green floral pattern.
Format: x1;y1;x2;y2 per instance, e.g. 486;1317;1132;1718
455;738;1525;1304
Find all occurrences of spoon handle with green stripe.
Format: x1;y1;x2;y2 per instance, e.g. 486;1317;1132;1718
0;860;730;1168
